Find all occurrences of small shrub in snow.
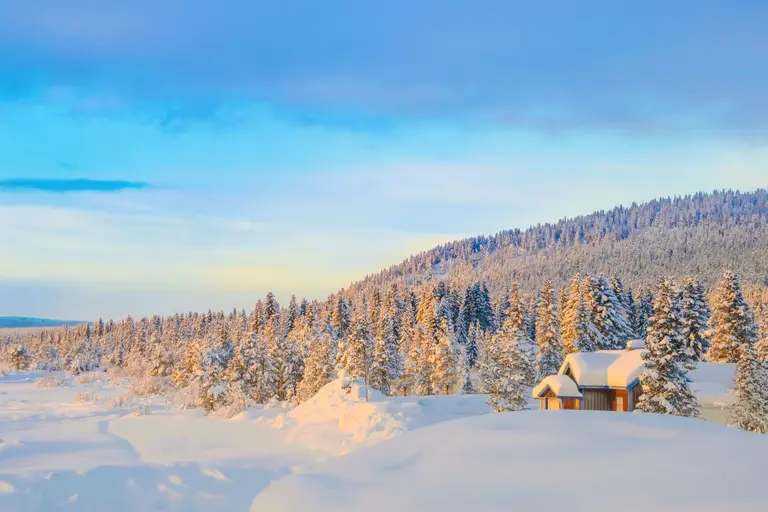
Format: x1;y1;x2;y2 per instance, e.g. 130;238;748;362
76;391;99;405
209;382;254;418
134;403;152;416
35;375;72;388
109;394;131;409
167;385;199;411
128;376;172;397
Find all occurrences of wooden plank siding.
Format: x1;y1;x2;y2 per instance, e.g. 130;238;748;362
631;382;643;410
582;389;611;411
563;398;581;410
611;389;629;412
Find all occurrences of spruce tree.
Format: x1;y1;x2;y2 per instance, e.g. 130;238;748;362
611;276;636;340
755;292;768;360
585;274;631;349
505;283;526;332
339;300;374;388
681;276;712;362
369;311;402;395
465;321;481;366
432;319;459;395
562;274;597;354
535;280;564;379
636;278;699;418
296;328;337;403
729;342;768;433
633;290;654;339
478;329;532;412
707;271;759;363
455;343;474;394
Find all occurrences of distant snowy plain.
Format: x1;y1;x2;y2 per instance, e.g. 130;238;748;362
0;369;762;511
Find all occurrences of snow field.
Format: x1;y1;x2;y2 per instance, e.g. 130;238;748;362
0;366;756;511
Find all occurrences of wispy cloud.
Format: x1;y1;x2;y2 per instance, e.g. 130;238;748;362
0;178;148;193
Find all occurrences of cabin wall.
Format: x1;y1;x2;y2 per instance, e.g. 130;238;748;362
582;389;611;411
631;383;643;410
548;398;562;410
563;398;581;410
611;389;629;412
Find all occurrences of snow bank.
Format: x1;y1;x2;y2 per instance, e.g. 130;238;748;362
274;378;406;457
532;375;582;398
252;411;768;512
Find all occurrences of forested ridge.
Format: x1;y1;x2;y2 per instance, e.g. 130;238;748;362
350;189;768;297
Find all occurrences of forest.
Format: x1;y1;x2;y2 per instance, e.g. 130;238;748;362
2;189;768;431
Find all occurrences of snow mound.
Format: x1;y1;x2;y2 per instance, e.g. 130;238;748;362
252;411;768;512
277;377;404;456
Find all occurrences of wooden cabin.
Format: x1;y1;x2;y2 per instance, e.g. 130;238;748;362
533;341;646;412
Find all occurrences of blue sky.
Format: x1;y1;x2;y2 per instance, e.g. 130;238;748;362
0;1;766;320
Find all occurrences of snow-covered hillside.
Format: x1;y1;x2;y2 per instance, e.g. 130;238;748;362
252;411;768;512
0;369;759;511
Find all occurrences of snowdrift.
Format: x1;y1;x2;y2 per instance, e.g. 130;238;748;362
252;410;768;512
271;376;492;457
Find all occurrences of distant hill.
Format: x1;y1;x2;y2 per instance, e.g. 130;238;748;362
349;189;768;298
0;317;88;329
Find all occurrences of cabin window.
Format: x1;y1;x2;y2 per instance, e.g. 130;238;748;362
615;396;624;412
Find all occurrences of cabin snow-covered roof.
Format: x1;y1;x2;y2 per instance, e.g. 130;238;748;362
559;349;645;388
533;375;583;399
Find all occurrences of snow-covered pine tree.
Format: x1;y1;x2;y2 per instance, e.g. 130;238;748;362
478;328;533;412
455;343;474;394
339;299;374;389
562;274;597;354
477;283;496;333
8;345;30;371
636;278;699;418
148;340;175;378
331;294;352;341
526;294;537;342
505;283;526;332
681;276;712;362
369;309;403;395
495;291;511;334
396;297;417;395
611;276;636;340
296;327;337;403
585;274;631;349
729;342;768;433
266;312;300;401
408;323;437;396
196;336;234;413
226;329;264;402
535;280;564;379
173;339;201;387
633;289;654;339
432;319;459;395
707;271;759;363
465;321;481;366
755;291;768;360
284;295;299;335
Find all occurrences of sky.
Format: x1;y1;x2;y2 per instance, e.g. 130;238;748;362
0;1;766;320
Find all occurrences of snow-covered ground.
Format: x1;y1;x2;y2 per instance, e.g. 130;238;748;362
0;372;492;510
0;367;758;511
253;411;768;512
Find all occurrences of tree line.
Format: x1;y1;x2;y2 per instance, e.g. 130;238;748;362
4;270;768;431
